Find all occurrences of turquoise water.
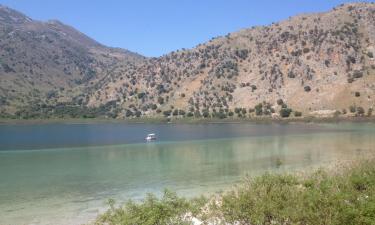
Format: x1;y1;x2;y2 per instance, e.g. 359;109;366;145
0;123;374;225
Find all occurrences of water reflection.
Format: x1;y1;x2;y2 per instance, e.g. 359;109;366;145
0;123;374;225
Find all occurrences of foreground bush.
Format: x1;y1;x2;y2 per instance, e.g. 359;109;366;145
95;160;375;225
95;190;205;225
213;160;375;225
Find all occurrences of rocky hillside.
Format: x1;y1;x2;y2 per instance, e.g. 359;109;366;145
0;5;144;116
1;2;374;119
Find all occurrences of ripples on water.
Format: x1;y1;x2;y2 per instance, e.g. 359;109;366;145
0;122;374;225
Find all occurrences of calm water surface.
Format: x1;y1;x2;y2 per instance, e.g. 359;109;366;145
0;122;374;225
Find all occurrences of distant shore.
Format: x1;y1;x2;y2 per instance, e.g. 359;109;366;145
1;115;375;125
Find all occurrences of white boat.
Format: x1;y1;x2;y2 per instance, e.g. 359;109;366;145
145;133;156;141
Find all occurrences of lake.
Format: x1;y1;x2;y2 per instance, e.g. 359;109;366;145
0;122;374;225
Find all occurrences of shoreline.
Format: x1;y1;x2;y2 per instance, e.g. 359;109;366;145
93;156;375;225
1;116;375;125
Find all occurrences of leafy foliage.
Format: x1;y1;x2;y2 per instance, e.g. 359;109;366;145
213;160;375;225
96;160;375;225
96;190;205;225
280;108;292;118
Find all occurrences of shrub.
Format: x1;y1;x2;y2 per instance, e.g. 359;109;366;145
280;108;292;118
1;63;15;73
304;86;311;92
353;70;363;79
288;71;296;78
125;110;133;118
216;111;227;119
46;90;57;99
325;60;330;67
96;160;375;225
194;110;201;118
350;105;356;113
368;108;373;117
137;92;146;99
255;103;263;116
212;160;375;225
251;85;257;92
294;111;302;117
178;110;186;116
202;110;210;118
367;51;374;58
234;49;249;60
277;99;284;106
96;190;197;225
355;92;360;97
163;110;172;117
356;107;365;116
303;47;310;53
172;109;179;116
158;97;164;104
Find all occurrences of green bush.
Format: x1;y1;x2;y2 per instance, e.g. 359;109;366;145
135;111;141;118
368;108;373;117
255;103;263;116
96;190;204;225
163;110;172;117
294;111;302;117
356;107;365;116
137;92;146;99
125;110;133;118
216;111;227;119
280;108;292;118
158;97;164;105
214;160;375;225
178;110;186;116
304;86;311;92
96;160;375;225
353;70;363;79
202;110;210;118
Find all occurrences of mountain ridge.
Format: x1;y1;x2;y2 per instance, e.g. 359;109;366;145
0;2;374;119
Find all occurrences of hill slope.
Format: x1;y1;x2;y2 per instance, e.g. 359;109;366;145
1;3;374;119
0;5;144;116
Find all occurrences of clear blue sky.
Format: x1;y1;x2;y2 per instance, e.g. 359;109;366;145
0;0;372;57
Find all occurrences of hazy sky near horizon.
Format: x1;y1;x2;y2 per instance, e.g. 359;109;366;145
0;0;372;56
